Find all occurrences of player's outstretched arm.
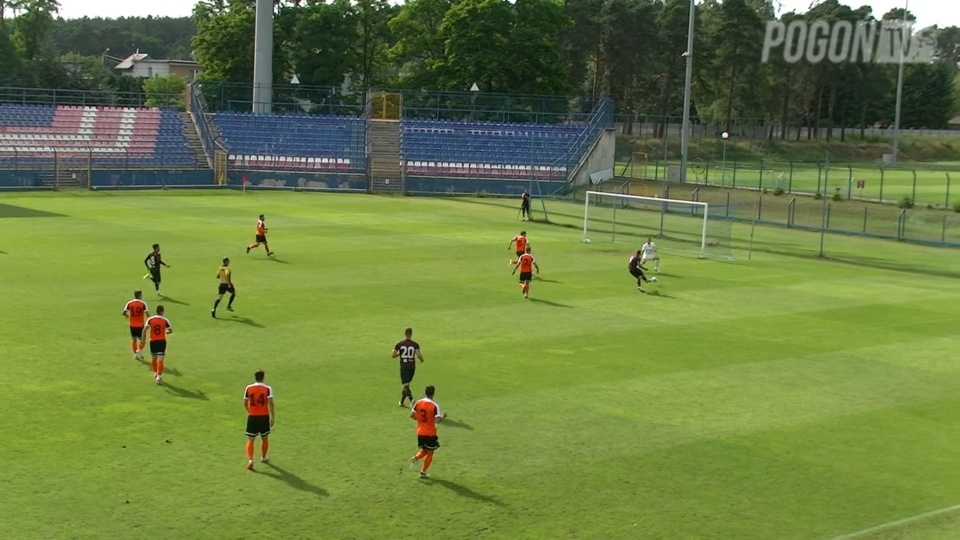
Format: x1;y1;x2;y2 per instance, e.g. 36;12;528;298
416;350;424;363
534;262;540;274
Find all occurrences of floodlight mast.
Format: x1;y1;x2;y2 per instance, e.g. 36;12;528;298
252;0;273;114
679;0;695;183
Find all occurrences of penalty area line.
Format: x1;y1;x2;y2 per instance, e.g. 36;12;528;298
829;502;960;539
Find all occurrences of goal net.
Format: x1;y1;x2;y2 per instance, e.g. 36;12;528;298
582;191;734;260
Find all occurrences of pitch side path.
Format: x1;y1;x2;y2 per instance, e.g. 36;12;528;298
3;191;959;538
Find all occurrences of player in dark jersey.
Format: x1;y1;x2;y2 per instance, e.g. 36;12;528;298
142;244;170;297
628;250;657;292
391;327;424;407
520;190;531;221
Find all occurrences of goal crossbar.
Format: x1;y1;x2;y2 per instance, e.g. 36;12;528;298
583;191;709;258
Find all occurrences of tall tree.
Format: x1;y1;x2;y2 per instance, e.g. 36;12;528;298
354;0;396;88
703;0;765;132
387;0;453;88
286;0;357;87
599;0;658;118
12;0;60;60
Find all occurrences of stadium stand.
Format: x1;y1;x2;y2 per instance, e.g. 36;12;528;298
216;111;366;172
0;104;195;167
400;119;595;180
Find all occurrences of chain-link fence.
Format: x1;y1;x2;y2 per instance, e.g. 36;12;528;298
618;158;959;209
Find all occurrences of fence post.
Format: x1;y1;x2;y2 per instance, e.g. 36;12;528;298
846;165;853;200
943;215;947;243
788;162;793;193
726;192;730;217
788;197;795;227
758;194;762;220
816;163;823;195
732;161;737;188
911;170;917;203
862;207;867;233
946;173;951;208
759;159;764;190
826;201;831;229
879;168;884;203
897;209;906;240
704;159;710;183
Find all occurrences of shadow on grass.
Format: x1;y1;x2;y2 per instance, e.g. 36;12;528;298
645;290;676;299
265;257;290;264
534;277;561;283
442;418;474;430
217;316;265;328
260;462;328;498
134;358;181;376
431;478;505;506
528;297;574;308
158;296;190;306
163;382;208;400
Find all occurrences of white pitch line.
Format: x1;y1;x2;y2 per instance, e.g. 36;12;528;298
830;503;960;539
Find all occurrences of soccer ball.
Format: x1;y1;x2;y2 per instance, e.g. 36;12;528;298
584;238;592;244
509;259;515;266
650;276;658;282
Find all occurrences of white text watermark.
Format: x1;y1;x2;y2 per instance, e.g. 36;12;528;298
762;20;937;64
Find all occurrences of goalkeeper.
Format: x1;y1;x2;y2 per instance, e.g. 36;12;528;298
628;250;656;292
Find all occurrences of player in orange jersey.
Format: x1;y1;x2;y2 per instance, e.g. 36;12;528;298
392;327;424;407
507;231;528;262
244;370;275;470
511;246;539;299
409;385;444;479
121;290;149;360
246;214;274;257
142;306;173;385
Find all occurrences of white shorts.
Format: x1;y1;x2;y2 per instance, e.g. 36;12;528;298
641;253;658;262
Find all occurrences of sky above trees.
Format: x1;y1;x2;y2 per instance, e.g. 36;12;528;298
54;0;959;28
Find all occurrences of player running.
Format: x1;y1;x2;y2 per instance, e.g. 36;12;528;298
508;231;528;263
244;370;275;471
392;327;424;407
122;291;149;360
641;237;661;273
247;214;274;257
142;244;170;297
511;246;539;299
143;306;172;384
212;257;236;318
409;385;445;479
629;250;657;292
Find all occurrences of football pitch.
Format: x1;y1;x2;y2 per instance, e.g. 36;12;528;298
4;190;960;539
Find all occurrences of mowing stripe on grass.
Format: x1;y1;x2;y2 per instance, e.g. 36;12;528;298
829;502;960;539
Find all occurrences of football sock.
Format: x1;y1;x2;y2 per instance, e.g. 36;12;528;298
422;453;434;472
154;282;159;291
246;440;254;461
131;340;138;353
261;439;269;458
414;450;427;461
151;358;158;374
213;298;221;310
228;293;236;307
157;359;164;376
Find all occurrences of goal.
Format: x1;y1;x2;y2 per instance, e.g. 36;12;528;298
582;191;734;260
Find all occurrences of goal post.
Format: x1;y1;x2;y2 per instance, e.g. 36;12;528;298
582;191;733;260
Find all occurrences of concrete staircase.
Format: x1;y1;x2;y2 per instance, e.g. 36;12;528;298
182;112;211;169
368;120;403;193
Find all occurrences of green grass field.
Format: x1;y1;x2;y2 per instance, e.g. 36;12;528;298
4;190;960;539
617;159;958;207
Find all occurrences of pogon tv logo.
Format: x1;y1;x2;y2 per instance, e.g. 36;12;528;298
762;20;937;64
